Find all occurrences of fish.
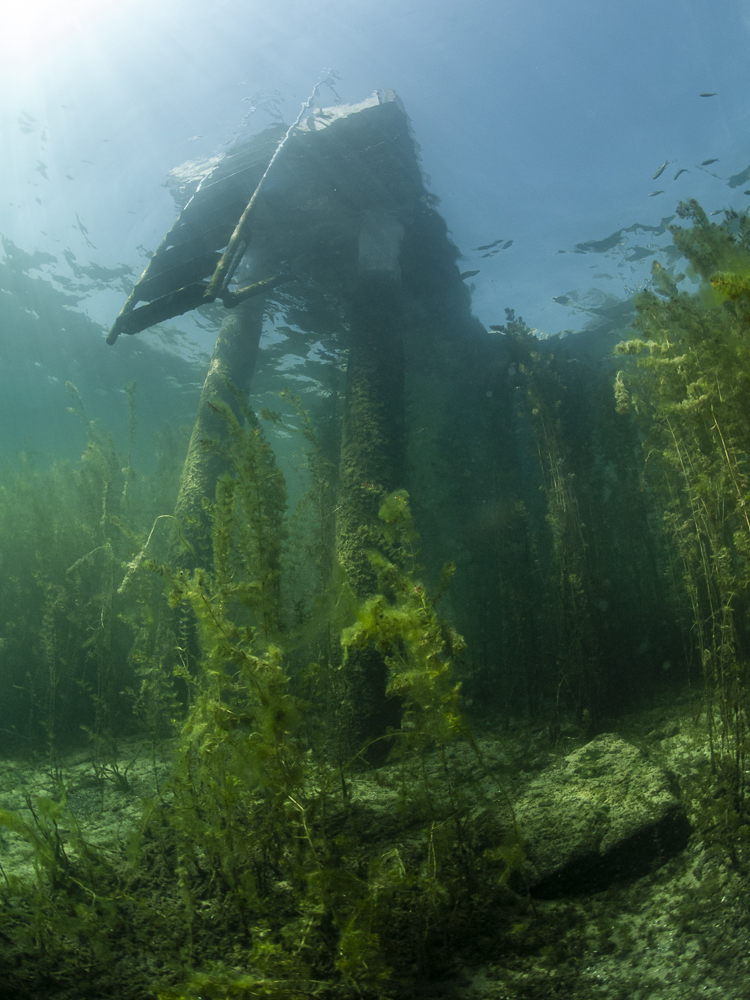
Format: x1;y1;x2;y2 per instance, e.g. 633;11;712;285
652;161;669;180
674;168;688;179
699;92;717;97
502;240;513;249
474;239;503;251
728;166;750;188
460;269;480;280
648;190;665;197
701;158;719;166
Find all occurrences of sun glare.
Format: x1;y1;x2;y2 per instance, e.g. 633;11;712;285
1;0;139;77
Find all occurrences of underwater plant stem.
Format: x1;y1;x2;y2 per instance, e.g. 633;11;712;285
117;514;182;594
710;406;750;536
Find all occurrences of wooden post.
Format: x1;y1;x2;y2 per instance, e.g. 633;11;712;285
173;293;267;565
336;208;406;763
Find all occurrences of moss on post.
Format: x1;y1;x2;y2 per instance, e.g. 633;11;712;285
173;295;266;566
335;271;405;761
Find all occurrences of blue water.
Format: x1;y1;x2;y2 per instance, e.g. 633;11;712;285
2;0;748;459
3;7;750;995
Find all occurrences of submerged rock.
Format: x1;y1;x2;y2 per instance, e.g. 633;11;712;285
514;733;691;897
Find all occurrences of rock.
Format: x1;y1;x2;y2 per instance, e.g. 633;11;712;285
514;733;691;898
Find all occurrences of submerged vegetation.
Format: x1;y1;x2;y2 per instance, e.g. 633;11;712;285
615;199;750;848
0;381;185;758
2;197;750;997
0;375;524;998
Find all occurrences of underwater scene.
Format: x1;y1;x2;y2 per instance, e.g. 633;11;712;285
3;3;750;999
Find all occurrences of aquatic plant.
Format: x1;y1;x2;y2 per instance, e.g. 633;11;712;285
0;376;531;999
341;488;465;754
495;312;600;730
615;200;750;850
143;450;520;995
483;302;682;731
0;381;185;762
277;386;339;625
